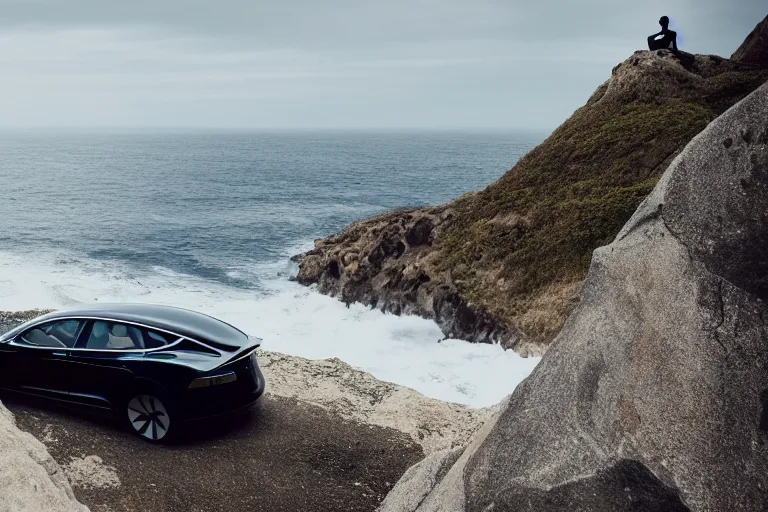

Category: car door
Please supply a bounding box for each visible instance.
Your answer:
[0,337,25,390]
[66,320,141,410]
[0,319,85,400]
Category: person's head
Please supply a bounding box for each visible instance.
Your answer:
[659,16,670,29]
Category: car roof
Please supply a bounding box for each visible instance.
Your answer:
[38,303,248,350]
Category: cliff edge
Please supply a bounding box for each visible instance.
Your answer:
[294,28,768,352]
[380,74,768,512]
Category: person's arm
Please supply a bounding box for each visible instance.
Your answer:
[671,32,678,51]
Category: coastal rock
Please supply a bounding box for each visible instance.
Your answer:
[294,25,768,351]
[0,402,88,512]
[294,207,520,345]
[376,447,463,511]
[605,50,706,102]
[257,349,492,454]
[732,15,768,68]
[380,81,768,511]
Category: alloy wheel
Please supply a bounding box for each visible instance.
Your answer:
[127,394,171,441]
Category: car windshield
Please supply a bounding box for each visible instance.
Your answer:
[19,320,83,348]
[0,317,51,343]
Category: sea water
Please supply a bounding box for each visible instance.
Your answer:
[0,130,544,407]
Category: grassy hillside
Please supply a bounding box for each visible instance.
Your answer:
[297,48,768,351]
[436,58,768,344]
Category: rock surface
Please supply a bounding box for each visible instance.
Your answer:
[732,15,768,68]
[380,81,768,511]
[0,402,88,512]
[295,205,528,348]
[258,350,492,454]
[294,29,768,352]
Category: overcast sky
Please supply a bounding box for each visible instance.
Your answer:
[0,0,764,130]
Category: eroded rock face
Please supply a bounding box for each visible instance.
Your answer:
[0,402,88,512]
[294,206,521,346]
[381,82,768,511]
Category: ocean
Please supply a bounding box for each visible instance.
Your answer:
[0,130,544,407]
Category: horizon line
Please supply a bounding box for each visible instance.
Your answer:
[0,125,555,134]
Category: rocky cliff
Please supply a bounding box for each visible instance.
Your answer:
[380,79,768,512]
[294,30,768,352]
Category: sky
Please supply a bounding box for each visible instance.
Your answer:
[0,0,765,130]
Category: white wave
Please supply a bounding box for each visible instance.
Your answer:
[0,248,539,407]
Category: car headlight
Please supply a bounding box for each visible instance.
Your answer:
[188,371,237,389]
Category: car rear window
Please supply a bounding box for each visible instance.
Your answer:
[144,329,175,349]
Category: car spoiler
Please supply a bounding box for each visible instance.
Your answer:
[214,336,261,370]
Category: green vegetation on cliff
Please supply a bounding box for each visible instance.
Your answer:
[438,59,768,344]
[297,45,768,351]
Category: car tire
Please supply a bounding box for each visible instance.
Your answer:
[125,391,175,443]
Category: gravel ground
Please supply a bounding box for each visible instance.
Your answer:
[5,394,424,512]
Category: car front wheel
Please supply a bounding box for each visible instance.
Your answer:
[126,393,173,442]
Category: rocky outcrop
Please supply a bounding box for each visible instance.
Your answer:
[295,28,768,352]
[732,15,768,68]
[294,206,523,347]
[380,81,768,511]
[258,350,492,454]
[0,402,88,512]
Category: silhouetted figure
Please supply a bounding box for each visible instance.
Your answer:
[648,16,678,52]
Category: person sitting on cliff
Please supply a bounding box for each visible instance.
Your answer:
[647,16,678,52]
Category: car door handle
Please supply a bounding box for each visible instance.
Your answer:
[51,351,68,357]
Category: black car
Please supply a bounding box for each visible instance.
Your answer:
[0,303,265,442]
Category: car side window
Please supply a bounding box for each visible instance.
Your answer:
[143,329,174,349]
[19,320,83,348]
[85,321,145,350]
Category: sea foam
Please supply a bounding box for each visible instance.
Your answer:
[0,248,539,408]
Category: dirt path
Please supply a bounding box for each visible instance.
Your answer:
[4,394,423,512]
